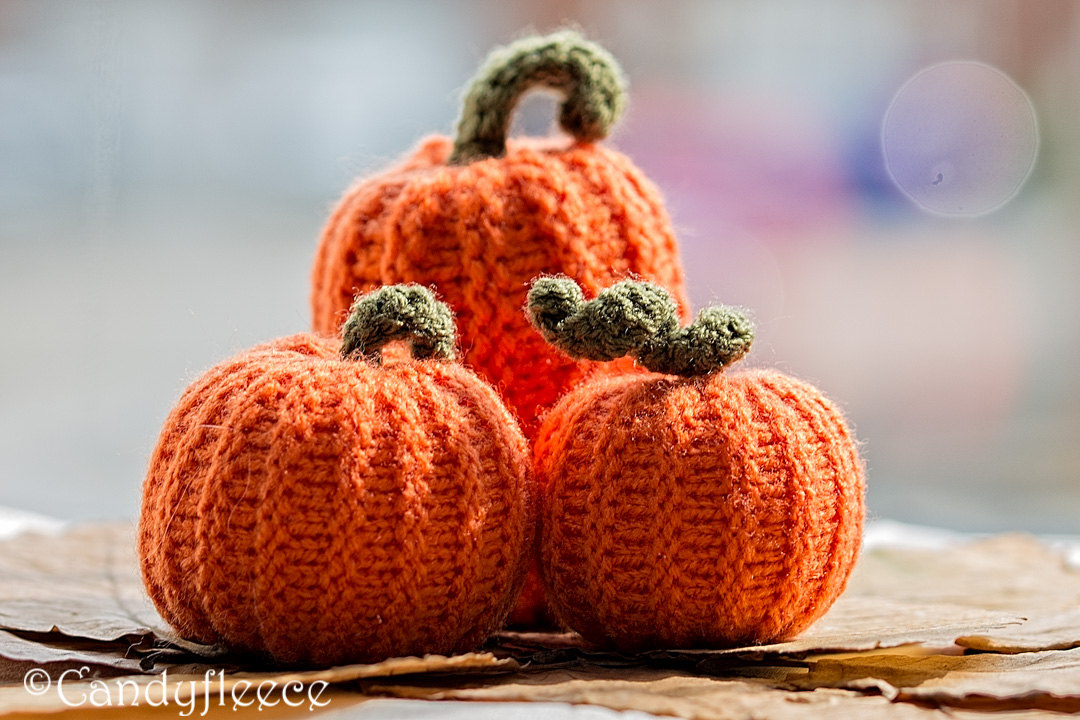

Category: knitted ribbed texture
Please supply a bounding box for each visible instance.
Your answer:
[534,370,865,650]
[310,32,688,440]
[139,288,531,666]
[311,32,687,629]
[312,33,687,628]
[529,278,865,650]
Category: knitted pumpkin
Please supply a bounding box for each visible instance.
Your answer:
[527,278,865,651]
[310,31,689,439]
[139,285,531,666]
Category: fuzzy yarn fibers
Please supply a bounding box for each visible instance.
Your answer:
[311,30,690,628]
[139,333,532,666]
[310,32,689,439]
[311,137,687,436]
[534,369,865,651]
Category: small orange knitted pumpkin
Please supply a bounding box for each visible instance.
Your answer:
[139,285,531,666]
[527,278,865,651]
[311,31,689,438]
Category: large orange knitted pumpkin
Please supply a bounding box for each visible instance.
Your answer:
[311,31,689,439]
[527,278,865,651]
[139,285,531,666]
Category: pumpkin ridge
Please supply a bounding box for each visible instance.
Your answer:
[404,364,481,646]
[582,378,661,641]
[193,365,291,654]
[308,367,386,659]
[425,362,530,648]
[142,359,235,640]
[674,377,735,641]
[369,370,433,655]
[779,374,859,627]
[248,367,326,662]
[790,383,853,634]
[788,375,865,630]
[148,358,263,643]
[712,374,761,640]
[650,381,697,645]
[738,375,816,639]
[332,364,388,652]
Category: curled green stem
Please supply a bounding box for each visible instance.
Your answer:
[341,285,456,362]
[527,277,754,377]
[448,30,627,165]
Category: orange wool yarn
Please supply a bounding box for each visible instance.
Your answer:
[537,371,865,650]
[139,287,531,666]
[529,279,865,651]
[310,32,689,439]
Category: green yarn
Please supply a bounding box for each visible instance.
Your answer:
[527,277,754,377]
[341,285,457,362]
[527,277,678,361]
[448,30,627,165]
[639,304,756,377]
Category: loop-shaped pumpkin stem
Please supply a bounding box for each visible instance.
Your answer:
[448,30,627,165]
[341,285,457,362]
[527,277,754,377]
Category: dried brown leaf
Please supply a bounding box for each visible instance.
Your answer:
[794,647,1080,713]
[956,608,1080,654]
[849,534,1080,613]
[946,711,1073,720]
[0,523,178,645]
[368,666,953,720]
[897,647,1080,712]
[224,652,518,685]
[0,522,229,675]
[494,597,1021,664]
[850,535,1080,656]
[714,597,1021,656]
[0,629,147,673]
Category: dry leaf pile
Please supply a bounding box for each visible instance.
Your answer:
[0,524,1077,718]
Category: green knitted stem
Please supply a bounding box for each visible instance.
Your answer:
[448,30,627,165]
[527,277,754,377]
[341,285,457,362]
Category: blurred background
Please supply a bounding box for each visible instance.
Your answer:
[1,0,1077,532]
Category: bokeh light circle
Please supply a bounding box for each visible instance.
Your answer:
[882,61,1038,217]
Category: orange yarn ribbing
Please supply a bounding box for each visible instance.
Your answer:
[535,369,865,651]
[138,333,531,666]
[310,135,688,437]
[311,32,689,628]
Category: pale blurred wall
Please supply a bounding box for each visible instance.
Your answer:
[1,0,1077,532]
